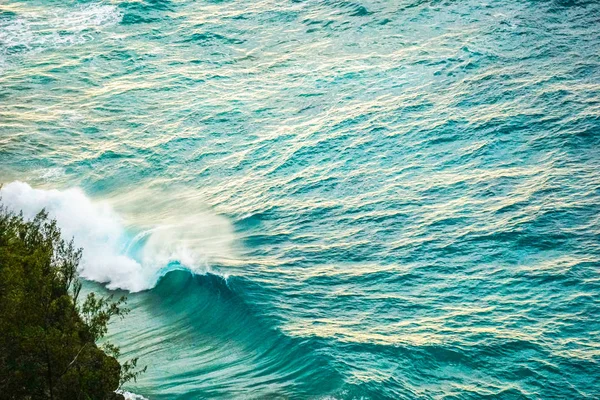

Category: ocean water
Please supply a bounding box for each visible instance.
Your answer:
[1,0,600,398]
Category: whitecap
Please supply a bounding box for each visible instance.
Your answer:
[117,390,149,400]
[0,3,122,61]
[0,181,236,292]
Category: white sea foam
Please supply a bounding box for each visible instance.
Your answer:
[0,181,235,292]
[38,167,66,181]
[117,390,149,400]
[0,3,121,61]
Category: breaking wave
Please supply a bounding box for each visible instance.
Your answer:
[0,181,235,292]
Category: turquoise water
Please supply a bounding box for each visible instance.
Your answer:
[1,0,600,398]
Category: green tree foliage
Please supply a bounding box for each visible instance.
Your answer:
[0,203,145,400]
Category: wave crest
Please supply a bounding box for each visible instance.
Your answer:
[0,181,236,292]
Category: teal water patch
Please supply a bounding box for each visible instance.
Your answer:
[1,0,600,398]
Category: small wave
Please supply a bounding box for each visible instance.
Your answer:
[0,181,235,292]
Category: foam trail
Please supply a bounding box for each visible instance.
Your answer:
[0,181,235,292]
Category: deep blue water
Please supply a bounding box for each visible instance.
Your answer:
[1,0,600,398]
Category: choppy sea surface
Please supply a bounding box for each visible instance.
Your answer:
[1,0,600,398]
